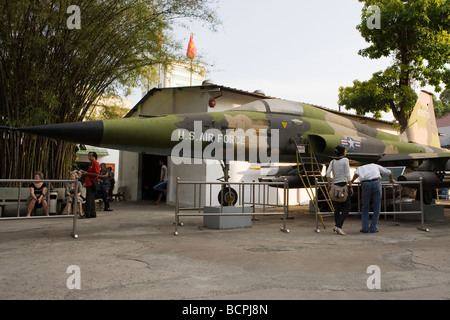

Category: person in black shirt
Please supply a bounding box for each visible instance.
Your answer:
[26,171,48,217]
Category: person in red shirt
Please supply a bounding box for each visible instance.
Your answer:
[81,152,100,218]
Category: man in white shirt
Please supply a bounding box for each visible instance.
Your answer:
[350,163,395,233]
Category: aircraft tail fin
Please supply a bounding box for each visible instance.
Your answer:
[405,90,441,148]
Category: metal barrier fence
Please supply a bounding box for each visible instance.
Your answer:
[174,178,290,235]
[313,178,428,232]
[0,179,81,238]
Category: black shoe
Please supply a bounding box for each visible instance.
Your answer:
[78,215,88,219]
[370,229,379,233]
[104,208,113,211]
[360,229,369,233]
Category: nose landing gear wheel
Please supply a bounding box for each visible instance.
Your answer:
[218,187,238,206]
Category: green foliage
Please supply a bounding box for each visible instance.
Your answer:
[339,69,398,119]
[0,0,220,179]
[434,88,450,118]
[339,0,450,131]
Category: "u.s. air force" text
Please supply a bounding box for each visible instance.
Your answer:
[171,121,279,164]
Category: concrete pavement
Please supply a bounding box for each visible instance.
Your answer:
[1,200,449,302]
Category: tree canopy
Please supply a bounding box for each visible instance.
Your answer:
[0,0,220,180]
[338,0,450,131]
[434,88,450,118]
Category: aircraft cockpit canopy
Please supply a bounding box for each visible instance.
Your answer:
[234,99,304,115]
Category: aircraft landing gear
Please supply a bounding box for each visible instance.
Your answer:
[416,188,433,205]
[217,162,238,206]
[423,188,433,205]
[218,186,238,206]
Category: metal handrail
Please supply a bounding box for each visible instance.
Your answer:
[174,178,290,235]
[313,178,428,232]
[0,179,81,238]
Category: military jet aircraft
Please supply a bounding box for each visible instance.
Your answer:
[2,90,449,204]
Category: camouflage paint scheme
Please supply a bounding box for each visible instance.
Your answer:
[79,98,450,163]
[9,92,450,199]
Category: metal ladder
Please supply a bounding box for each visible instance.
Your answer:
[291,140,333,228]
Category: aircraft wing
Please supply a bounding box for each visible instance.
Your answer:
[379,152,450,162]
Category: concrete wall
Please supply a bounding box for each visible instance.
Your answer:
[166,156,207,206]
[117,151,140,201]
[135,87,263,116]
[439,126,450,147]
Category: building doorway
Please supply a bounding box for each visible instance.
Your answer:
[141,154,168,200]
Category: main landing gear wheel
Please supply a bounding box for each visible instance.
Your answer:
[423,188,433,205]
[218,187,238,206]
[417,188,433,205]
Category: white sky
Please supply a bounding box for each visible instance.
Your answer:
[127,0,437,121]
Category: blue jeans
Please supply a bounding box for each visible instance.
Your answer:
[361,180,381,232]
[333,183,350,228]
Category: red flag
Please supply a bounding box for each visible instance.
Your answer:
[186,34,197,60]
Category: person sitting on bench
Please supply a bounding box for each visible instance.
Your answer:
[26,171,48,217]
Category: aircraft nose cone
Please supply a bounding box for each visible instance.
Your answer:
[19,121,104,146]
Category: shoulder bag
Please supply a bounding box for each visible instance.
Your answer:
[330,184,348,202]
[329,160,349,202]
